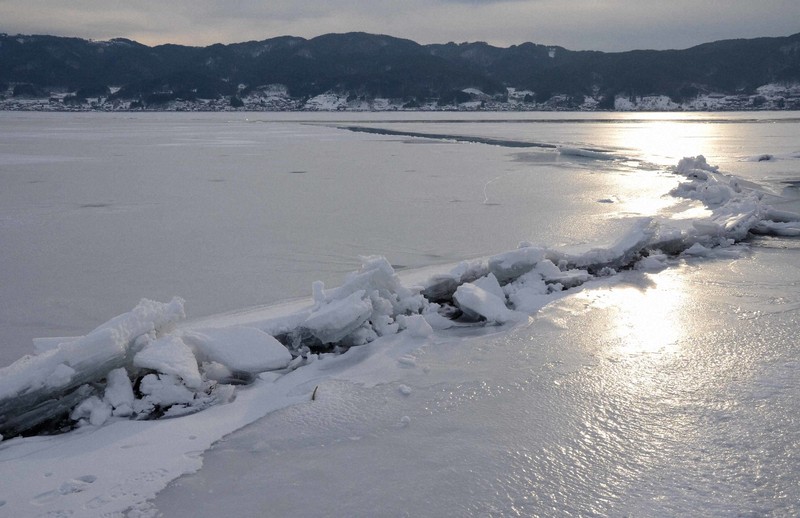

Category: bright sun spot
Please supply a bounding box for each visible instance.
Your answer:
[612,115,721,167]
[583,271,686,356]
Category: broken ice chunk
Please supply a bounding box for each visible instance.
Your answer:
[136,373,196,410]
[488,246,546,283]
[471,272,506,301]
[535,260,591,288]
[45,364,76,389]
[103,368,135,417]
[182,326,292,373]
[674,155,719,175]
[453,283,516,324]
[0,297,185,437]
[422,306,454,330]
[71,395,112,427]
[401,315,433,338]
[302,290,373,344]
[133,336,203,389]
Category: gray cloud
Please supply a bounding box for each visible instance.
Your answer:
[1,0,798,51]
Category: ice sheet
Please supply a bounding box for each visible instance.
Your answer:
[1,113,800,517]
[153,248,800,517]
[2,112,680,367]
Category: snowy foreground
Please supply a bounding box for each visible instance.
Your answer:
[1,156,800,516]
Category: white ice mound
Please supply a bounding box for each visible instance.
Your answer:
[303,289,374,344]
[504,270,550,314]
[182,326,292,373]
[400,314,434,338]
[534,259,592,288]
[103,367,135,417]
[672,155,742,209]
[675,155,719,175]
[422,259,487,301]
[62,367,135,428]
[0,297,185,437]
[0,297,184,402]
[471,272,506,300]
[70,395,113,427]
[297,256,427,347]
[134,335,204,389]
[454,280,516,324]
[753,220,800,236]
[553,218,656,271]
[671,155,800,244]
[324,255,416,305]
[489,246,546,283]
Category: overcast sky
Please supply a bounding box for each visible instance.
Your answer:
[2,0,799,51]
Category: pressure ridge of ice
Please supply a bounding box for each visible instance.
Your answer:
[1,156,799,439]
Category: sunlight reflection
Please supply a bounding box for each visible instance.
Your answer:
[584,271,686,356]
[617,194,677,217]
[612,117,720,167]
[591,160,685,218]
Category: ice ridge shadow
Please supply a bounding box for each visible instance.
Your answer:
[342,125,617,157]
[343,125,558,149]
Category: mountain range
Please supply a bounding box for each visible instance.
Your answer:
[1,31,799,110]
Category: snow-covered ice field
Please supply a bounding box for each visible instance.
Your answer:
[1,111,799,516]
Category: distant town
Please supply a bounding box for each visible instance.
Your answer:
[3,83,799,112]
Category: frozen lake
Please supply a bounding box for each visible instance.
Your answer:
[154,248,800,517]
[2,111,798,366]
[1,111,799,517]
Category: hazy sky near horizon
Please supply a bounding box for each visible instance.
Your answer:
[2,0,799,51]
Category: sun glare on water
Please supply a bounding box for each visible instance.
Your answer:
[612,114,722,167]
[592,114,728,219]
[582,271,687,356]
